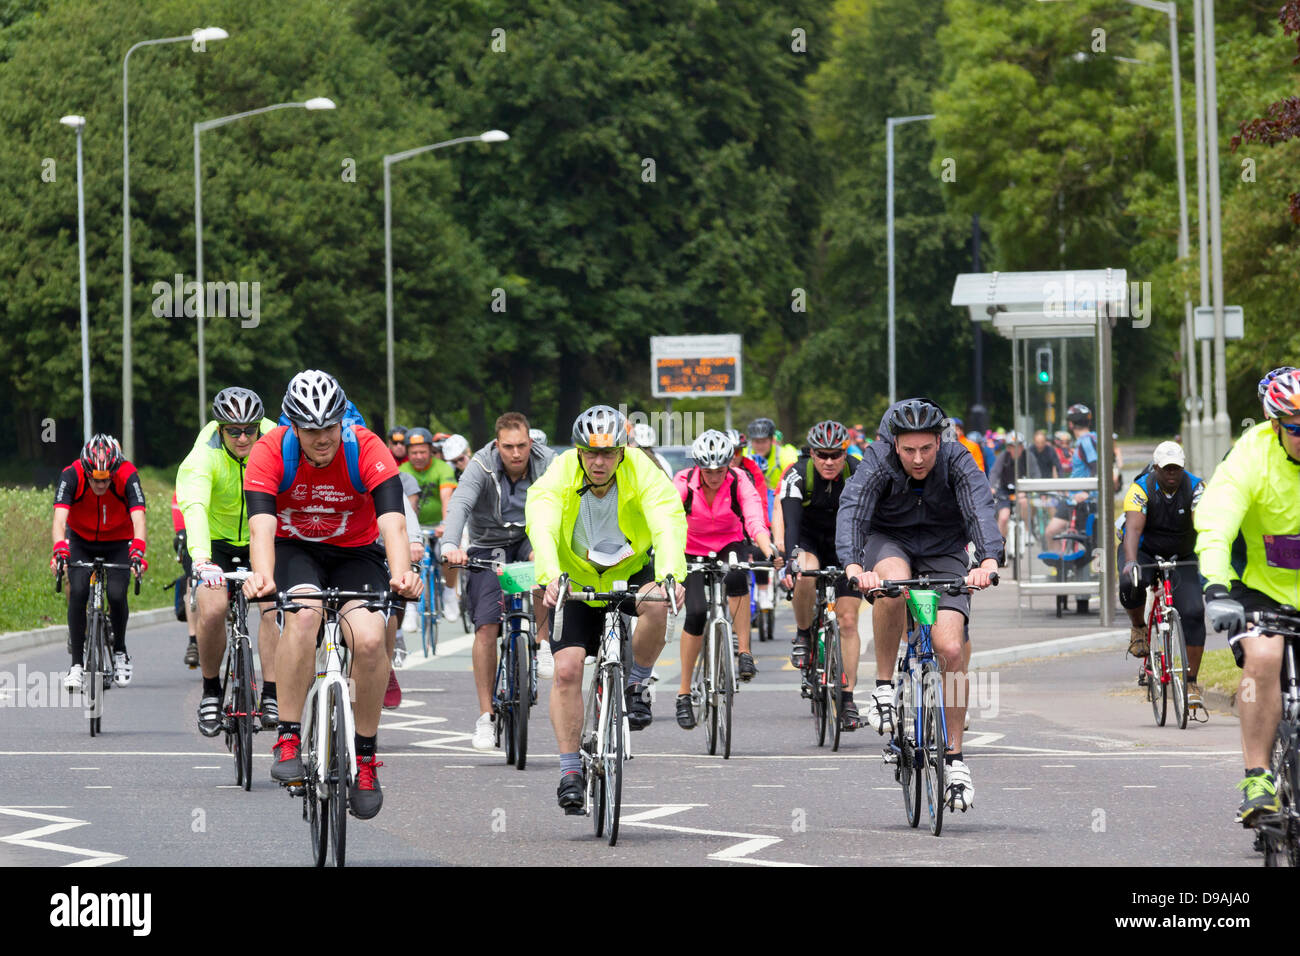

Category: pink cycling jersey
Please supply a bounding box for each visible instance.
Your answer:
[673,466,767,556]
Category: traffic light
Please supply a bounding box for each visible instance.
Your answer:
[1035,346,1053,385]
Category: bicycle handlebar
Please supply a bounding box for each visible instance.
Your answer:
[1126,559,1199,589]
[866,572,1000,598]
[553,572,679,617]
[54,559,142,595]
[274,588,399,614]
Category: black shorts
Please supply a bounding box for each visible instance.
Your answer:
[796,531,858,600]
[1228,582,1285,668]
[465,540,535,629]
[547,562,655,657]
[860,533,972,620]
[683,542,750,634]
[211,540,251,574]
[274,538,389,595]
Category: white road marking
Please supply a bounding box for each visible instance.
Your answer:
[753,784,785,788]
[963,732,1006,747]
[1042,764,1076,768]
[1159,764,1193,768]
[872,787,894,791]
[618,804,806,867]
[443,765,475,769]
[193,766,221,769]
[84,786,111,789]
[0,807,125,866]
[69,767,98,771]
[1124,785,1157,789]
[1003,787,1032,791]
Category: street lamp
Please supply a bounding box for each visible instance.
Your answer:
[193,97,337,425]
[61,114,92,443]
[122,26,228,459]
[885,113,934,405]
[382,130,509,428]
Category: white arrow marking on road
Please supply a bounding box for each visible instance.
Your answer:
[0,807,125,867]
[618,804,808,867]
[962,732,1005,747]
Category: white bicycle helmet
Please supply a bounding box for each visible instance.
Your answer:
[282,370,347,428]
[529,428,547,445]
[1262,369,1300,420]
[691,429,735,468]
[211,386,264,424]
[632,423,656,447]
[442,434,470,460]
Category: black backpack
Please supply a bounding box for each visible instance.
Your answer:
[682,466,745,522]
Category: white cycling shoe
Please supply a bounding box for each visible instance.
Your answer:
[866,685,895,735]
[112,652,133,686]
[536,640,555,680]
[471,712,494,750]
[443,586,461,621]
[946,759,974,811]
[64,664,84,692]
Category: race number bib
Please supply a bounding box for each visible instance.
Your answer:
[1263,534,1300,570]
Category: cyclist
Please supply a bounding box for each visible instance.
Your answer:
[673,430,775,729]
[1118,440,1206,710]
[949,417,986,473]
[441,412,556,749]
[629,421,672,476]
[780,420,865,728]
[525,405,686,814]
[171,492,199,667]
[53,434,147,690]
[402,427,459,618]
[990,431,1027,543]
[1028,429,1061,479]
[1197,368,1300,824]
[744,417,799,517]
[442,434,472,480]
[243,370,421,819]
[1043,404,1098,545]
[387,426,409,465]
[176,387,281,736]
[529,427,548,446]
[837,399,1002,811]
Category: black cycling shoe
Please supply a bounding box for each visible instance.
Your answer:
[197,695,222,737]
[738,652,757,682]
[791,633,810,669]
[259,696,279,731]
[349,756,383,820]
[840,699,861,732]
[184,641,199,669]
[676,694,696,729]
[626,683,653,730]
[557,771,585,814]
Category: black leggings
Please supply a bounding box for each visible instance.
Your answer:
[683,543,750,634]
[67,534,131,660]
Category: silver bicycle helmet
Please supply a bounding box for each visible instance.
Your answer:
[211,386,264,425]
[724,428,744,449]
[691,429,735,468]
[528,428,547,445]
[632,423,657,448]
[747,417,776,439]
[807,420,849,450]
[282,370,347,428]
[571,405,627,449]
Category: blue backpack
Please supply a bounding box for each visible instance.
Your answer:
[277,401,369,494]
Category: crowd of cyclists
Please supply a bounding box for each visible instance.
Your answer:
[45,362,1300,840]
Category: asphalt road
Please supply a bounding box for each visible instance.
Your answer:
[0,579,1262,868]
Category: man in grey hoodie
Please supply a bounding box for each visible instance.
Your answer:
[442,412,556,750]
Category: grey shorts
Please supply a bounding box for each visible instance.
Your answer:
[861,533,972,620]
[464,540,534,629]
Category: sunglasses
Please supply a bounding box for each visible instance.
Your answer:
[90,470,112,481]
[813,450,845,461]
[222,425,259,438]
[1280,422,1300,437]
[579,447,621,461]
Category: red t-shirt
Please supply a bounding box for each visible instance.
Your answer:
[243,426,399,546]
[54,461,147,541]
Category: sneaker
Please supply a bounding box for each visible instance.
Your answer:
[626,683,653,730]
[791,632,811,669]
[184,641,199,669]
[1128,626,1149,658]
[443,585,460,621]
[1187,681,1204,711]
[112,651,133,686]
[271,733,304,785]
[197,695,222,737]
[63,664,84,692]
[737,652,757,682]
[536,640,555,679]
[964,710,971,731]
[557,771,584,814]
[946,759,974,811]
[841,698,861,731]
[676,693,696,729]
[472,712,494,750]
[757,587,774,611]
[259,696,278,730]
[866,684,895,735]
[1237,769,1279,825]
[392,646,407,669]
[383,669,402,709]
[350,755,383,819]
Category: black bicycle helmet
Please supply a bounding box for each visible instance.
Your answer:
[807,420,850,450]
[747,417,776,439]
[211,386,264,425]
[886,399,945,436]
[1066,403,1092,426]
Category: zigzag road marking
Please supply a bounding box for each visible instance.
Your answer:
[618,804,808,867]
[0,807,125,867]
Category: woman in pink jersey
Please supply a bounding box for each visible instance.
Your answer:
[671,430,774,729]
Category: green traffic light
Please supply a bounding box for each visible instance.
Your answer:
[1038,371,1049,383]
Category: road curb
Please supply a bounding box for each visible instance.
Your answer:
[968,628,1127,669]
[0,607,175,657]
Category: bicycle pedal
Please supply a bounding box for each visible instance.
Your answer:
[287,784,305,797]
[564,806,586,817]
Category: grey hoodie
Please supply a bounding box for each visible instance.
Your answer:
[442,439,556,550]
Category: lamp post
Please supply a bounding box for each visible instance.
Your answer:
[193,97,336,425]
[61,114,92,442]
[122,26,227,459]
[885,113,935,406]
[383,130,509,429]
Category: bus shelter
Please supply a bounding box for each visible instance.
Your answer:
[950,270,1125,626]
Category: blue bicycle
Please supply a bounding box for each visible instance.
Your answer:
[871,573,996,836]
[414,527,445,656]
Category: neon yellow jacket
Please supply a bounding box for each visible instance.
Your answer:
[1195,421,1300,606]
[746,442,800,491]
[525,447,687,591]
[175,419,277,562]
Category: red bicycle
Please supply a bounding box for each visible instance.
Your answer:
[1131,558,1198,729]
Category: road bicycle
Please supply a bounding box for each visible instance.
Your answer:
[1219,606,1300,867]
[554,572,677,846]
[791,564,849,751]
[278,587,394,867]
[873,573,997,836]
[211,567,260,790]
[749,564,777,643]
[414,527,444,655]
[1129,558,1200,729]
[55,558,140,737]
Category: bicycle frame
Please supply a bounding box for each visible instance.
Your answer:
[301,617,357,792]
[894,594,948,766]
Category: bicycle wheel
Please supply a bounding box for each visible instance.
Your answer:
[1265,722,1300,867]
[460,575,472,634]
[922,667,947,836]
[826,621,843,753]
[705,624,721,756]
[306,709,329,867]
[237,639,256,791]
[690,634,708,732]
[1166,608,1189,730]
[499,643,517,766]
[605,666,625,847]
[718,624,735,759]
[84,614,102,738]
[514,630,530,770]
[812,629,828,747]
[897,676,921,828]
[759,608,773,642]
[1149,628,1167,727]
[588,672,606,839]
[328,685,349,867]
